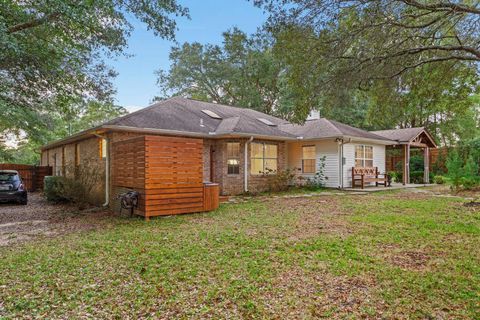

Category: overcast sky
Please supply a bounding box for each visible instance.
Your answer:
[106,0,267,112]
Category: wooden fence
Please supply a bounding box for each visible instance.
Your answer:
[0,164,52,191]
[386,147,449,173]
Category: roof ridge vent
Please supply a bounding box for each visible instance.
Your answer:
[201,109,222,119]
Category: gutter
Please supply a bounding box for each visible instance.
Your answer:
[93,133,109,207]
[42,126,297,151]
[244,136,254,192]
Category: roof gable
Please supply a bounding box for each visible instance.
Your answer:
[372,127,437,147]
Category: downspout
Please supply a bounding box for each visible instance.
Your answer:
[244,136,254,192]
[94,134,109,207]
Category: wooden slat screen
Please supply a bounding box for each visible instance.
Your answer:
[112,135,206,218]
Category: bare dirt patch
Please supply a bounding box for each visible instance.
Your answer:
[0,193,113,246]
[264,196,353,241]
[261,266,383,318]
[376,244,441,271]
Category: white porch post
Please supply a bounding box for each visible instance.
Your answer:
[403,144,410,185]
[424,147,430,184]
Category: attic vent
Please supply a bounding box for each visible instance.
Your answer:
[201,109,222,119]
[257,118,276,126]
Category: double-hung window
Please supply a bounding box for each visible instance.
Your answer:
[227,142,240,174]
[250,143,278,174]
[355,145,373,167]
[302,146,316,173]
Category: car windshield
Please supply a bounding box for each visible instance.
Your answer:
[0,173,19,182]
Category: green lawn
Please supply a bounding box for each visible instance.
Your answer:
[1,190,479,319]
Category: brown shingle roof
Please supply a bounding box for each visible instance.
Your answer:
[105,97,295,139]
[42,97,403,149]
[371,127,425,142]
[279,118,392,142]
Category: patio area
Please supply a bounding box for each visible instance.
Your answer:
[343,183,434,192]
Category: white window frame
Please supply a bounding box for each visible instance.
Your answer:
[226,142,240,175]
[302,145,316,174]
[250,143,278,175]
[355,145,374,168]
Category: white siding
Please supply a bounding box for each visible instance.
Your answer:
[373,144,386,173]
[342,143,355,188]
[287,140,340,188]
[343,142,386,188]
[288,140,387,189]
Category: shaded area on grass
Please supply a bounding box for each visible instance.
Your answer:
[0,189,478,318]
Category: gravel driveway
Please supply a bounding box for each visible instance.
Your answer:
[0,193,113,246]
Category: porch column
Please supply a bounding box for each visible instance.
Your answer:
[403,144,410,185]
[424,147,430,184]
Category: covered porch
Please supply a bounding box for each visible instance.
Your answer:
[373,127,438,185]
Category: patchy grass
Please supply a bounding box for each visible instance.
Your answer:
[0,190,479,318]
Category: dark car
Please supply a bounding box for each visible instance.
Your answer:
[0,170,28,205]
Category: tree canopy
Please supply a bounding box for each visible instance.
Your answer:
[156,28,295,117]
[256,0,480,74]
[0,0,188,163]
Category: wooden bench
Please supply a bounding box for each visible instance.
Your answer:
[352,167,389,189]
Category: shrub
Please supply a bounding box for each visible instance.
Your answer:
[446,150,464,192]
[409,154,424,171]
[460,177,477,190]
[434,175,445,184]
[44,176,67,202]
[44,161,102,208]
[410,171,424,184]
[263,168,296,192]
[303,156,328,190]
[461,155,479,190]
[388,171,400,183]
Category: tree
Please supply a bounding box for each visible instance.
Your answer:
[446,149,464,192]
[257,0,480,76]
[365,61,479,144]
[252,1,480,138]
[0,101,127,164]
[0,0,188,146]
[156,28,291,116]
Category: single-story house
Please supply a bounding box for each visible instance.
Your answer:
[41,97,436,217]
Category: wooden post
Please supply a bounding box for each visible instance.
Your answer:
[424,147,430,184]
[403,144,410,185]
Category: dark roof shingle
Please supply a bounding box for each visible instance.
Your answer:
[105,97,294,138]
[371,127,425,142]
[279,118,392,141]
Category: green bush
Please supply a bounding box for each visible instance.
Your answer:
[44,176,67,202]
[388,171,400,183]
[410,171,424,184]
[43,162,102,208]
[263,168,296,192]
[434,175,445,184]
[446,150,464,192]
[460,177,477,190]
[409,154,424,171]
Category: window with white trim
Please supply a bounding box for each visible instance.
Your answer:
[226,142,240,174]
[250,143,278,174]
[355,145,373,167]
[302,145,316,173]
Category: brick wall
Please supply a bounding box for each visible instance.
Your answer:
[42,131,288,205]
[41,136,106,204]
[209,138,287,195]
